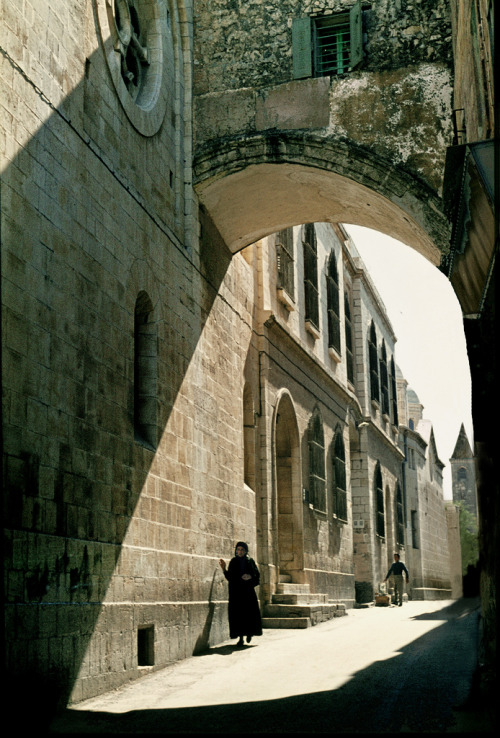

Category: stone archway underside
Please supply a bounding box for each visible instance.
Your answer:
[194,131,450,264]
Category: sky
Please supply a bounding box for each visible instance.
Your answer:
[343,224,474,500]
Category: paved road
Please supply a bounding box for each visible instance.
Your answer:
[50,598,493,734]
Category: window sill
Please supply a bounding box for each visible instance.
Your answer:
[328,346,341,363]
[305,320,320,340]
[277,288,295,311]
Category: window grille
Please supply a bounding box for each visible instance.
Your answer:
[315,15,350,76]
[276,228,295,300]
[380,341,389,416]
[292,1,363,79]
[134,291,157,448]
[411,510,419,549]
[326,251,341,353]
[303,224,319,329]
[333,429,347,521]
[308,407,326,512]
[375,462,384,537]
[345,293,354,384]
[369,321,379,403]
[396,482,404,545]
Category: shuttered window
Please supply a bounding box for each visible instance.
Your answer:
[303,223,319,329]
[380,341,389,416]
[369,321,379,403]
[276,228,295,300]
[345,292,354,384]
[390,356,398,426]
[396,482,404,545]
[308,407,326,512]
[375,462,385,538]
[326,251,341,353]
[333,428,348,521]
[292,1,363,80]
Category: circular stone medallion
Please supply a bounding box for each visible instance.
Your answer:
[96,0,173,136]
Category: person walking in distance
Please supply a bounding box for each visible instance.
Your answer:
[219,541,262,646]
[384,553,409,606]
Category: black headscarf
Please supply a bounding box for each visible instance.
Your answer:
[234,541,249,555]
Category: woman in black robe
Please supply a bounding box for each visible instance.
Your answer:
[219,541,263,646]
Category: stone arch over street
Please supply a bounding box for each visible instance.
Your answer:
[193,131,450,267]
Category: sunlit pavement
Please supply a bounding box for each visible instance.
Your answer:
[50,598,494,734]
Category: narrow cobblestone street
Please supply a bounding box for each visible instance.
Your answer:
[49,598,493,734]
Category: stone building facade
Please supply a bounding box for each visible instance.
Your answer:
[1,0,494,722]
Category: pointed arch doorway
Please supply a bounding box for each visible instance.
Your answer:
[274,392,304,582]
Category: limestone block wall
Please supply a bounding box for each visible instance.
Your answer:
[2,0,262,706]
[193,0,454,193]
[193,0,452,94]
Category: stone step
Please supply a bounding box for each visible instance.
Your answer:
[262,616,311,629]
[272,593,329,605]
[276,583,311,595]
[264,602,338,625]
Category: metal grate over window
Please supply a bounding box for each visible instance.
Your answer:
[314,15,350,76]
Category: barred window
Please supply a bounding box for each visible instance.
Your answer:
[380,341,389,416]
[369,321,379,403]
[276,228,295,300]
[292,1,363,79]
[396,482,404,545]
[411,510,419,549]
[134,291,157,449]
[333,427,347,521]
[303,224,319,329]
[308,406,326,512]
[390,356,398,426]
[326,251,341,353]
[344,292,354,384]
[375,462,384,537]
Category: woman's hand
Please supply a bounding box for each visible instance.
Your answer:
[219,558,226,571]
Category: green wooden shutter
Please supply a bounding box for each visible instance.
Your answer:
[349,0,363,70]
[292,17,312,79]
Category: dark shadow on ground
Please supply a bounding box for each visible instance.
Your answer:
[48,602,495,735]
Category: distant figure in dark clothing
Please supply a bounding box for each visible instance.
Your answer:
[219,541,263,646]
[384,553,409,606]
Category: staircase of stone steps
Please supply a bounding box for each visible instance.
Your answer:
[262,581,346,629]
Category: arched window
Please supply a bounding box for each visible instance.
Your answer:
[308,406,326,511]
[134,291,157,448]
[395,482,404,545]
[369,321,379,403]
[344,292,354,384]
[333,427,347,521]
[276,228,295,300]
[390,356,398,426]
[303,224,319,330]
[380,341,389,416]
[243,384,255,489]
[374,462,384,537]
[326,251,340,354]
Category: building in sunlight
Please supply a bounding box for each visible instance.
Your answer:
[1,0,495,722]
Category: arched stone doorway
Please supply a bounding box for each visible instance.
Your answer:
[273,391,304,583]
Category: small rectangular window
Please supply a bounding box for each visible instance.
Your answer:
[292,1,363,80]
